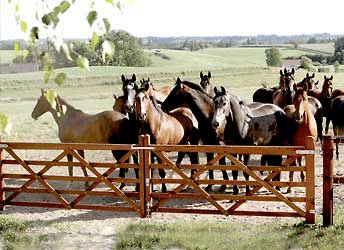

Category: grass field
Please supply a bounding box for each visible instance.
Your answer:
[1,45,344,249]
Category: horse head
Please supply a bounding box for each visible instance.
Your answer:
[121,74,138,114]
[135,85,150,121]
[212,86,230,129]
[200,71,214,97]
[293,84,309,123]
[322,75,334,98]
[283,68,296,104]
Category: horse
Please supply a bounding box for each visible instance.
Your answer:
[328,95,344,158]
[200,71,215,97]
[135,84,198,192]
[211,86,289,193]
[272,68,296,108]
[284,85,318,192]
[252,68,289,104]
[31,89,131,188]
[139,78,171,104]
[296,72,318,91]
[162,78,238,193]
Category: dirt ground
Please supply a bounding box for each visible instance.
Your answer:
[1,141,344,250]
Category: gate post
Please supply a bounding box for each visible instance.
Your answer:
[323,135,334,226]
[0,136,5,211]
[143,134,152,217]
[305,136,315,224]
[138,135,146,218]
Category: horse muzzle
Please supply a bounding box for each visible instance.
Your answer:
[137,112,147,121]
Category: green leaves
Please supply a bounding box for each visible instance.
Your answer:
[0,113,9,134]
[14,42,20,56]
[87,10,97,26]
[54,73,67,86]
[44,63,53,84]
[20,20,27,32]
[59,1,71,14]
[103,18,111,34]
[102,40,115,62]
[30,26,39,43]
[91,32,99,49]
[44,89,57,107]
[76,55,90,71]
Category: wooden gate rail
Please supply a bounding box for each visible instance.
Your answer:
[322,135,344,226]
[0,135,316,223]
[0,141,144,216]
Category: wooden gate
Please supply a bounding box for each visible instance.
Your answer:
[322,135,344,226]
[0,135,315,223]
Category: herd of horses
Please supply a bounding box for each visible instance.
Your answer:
[31,69,344,194]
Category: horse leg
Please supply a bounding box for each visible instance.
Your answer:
[266,155,282,191]
[77,150,89,188]
[156,156,167,192]
[205,153,214,191]
[287,156,297,193]
[132,152,140,192]
[243,154,250,194]
[112,150,127,190]
[336,142,340,159]
[219,156,228,192]
[67,153,73,188]
[298,157,305,183]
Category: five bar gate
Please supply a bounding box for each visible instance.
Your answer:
[0,135,315,223]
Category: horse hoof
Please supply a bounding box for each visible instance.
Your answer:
[276,186,280,191]
[205,185,212,192]
[233,186,239,195]
[219,185,227,192]
[118,183,126,190]
[161,185,167,193]
[286,187,291,193]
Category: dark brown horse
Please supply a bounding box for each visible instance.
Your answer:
[135,84,198,192]
[31,89,130,187]
[200,71,215,97]
[284,85,318,192]
[211,86,288,193]
[139,78,171,104]
[113,74,138,115]
[162,78,232,193]
[272,68,296,108]
[328,95,344,158]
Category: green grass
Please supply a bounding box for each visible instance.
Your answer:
[116,205,344,250]
[0,50,16,64]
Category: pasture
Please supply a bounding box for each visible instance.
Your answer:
[1,46,344,249]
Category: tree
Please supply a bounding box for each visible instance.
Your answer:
[334,36,344,63]
[300,56,313,70]
[265,47,283,67]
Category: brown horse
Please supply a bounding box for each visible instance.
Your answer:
[31,89,129,187]
[135,84,197,192]
[296,73,318,91]
[139,78,171,104]
[284,85,318,193]
[272,68,296,108]
[200,71,215,97]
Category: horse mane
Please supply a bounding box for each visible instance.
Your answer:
[56,95,83,114]
[177,79,208,95]
[150,95,163,112]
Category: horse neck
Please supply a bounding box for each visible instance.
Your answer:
[186,90,213,123]
[143,97,163,136]
[226,94,248,140]
[53,96,82,127]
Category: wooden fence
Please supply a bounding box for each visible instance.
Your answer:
[322,135,344,226]
[0,135,316,223]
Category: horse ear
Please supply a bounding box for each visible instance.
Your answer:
[208,71,211,79]
[306,73,309,78]
[121,74,125,83]
[330,75,333,80]
[148,78,150,82]
[140,79,143,84]
[284,68,287,75]
[41,88,45,96]
[214,87,218,96]
[132,74,136,82]
[221,86,226,94]
[200,71,203,79]
[291,68,295,75]
[315,80,319,86]
[293,83,298,92]
[176,77,181,85]
[144,82,149,91]
[113,94,118,100]
[280,69,283,76]
[311,72,315,78]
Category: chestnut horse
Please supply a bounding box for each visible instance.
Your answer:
[31,89,130,188]
[284,85,317,192]
[139,78,171,104]
[200,71,215,97]
[211,86,289,193]
[272,68,296,108]
[135,85,198,192]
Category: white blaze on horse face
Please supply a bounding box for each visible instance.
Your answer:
[213,96,228,129]
[135,92,147,121]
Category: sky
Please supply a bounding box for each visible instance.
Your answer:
[1,0,344,40]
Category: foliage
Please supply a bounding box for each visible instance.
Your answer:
[0,113,10,136]
[300,56,313,70]
[265,47,283,67]
[334,36,344,63]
